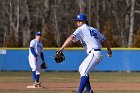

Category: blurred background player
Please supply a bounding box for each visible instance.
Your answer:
[58,13,112,93]
[27,31,46,88]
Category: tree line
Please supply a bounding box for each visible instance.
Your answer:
[0,0,140,48]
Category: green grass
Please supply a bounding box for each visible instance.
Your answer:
[0,71,140,93]
[0,71,80,83]
[1,71,140,83]
[91,72,140,83]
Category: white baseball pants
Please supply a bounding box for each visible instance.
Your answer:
[79,50,103,77]
[28,55,41,75]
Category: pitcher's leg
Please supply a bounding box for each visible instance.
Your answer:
[78,76,88,93]
[78,53,99,93]
[86,75,91,92]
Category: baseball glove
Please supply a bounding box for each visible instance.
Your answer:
[40,62,47,69]
[54,51,65,63]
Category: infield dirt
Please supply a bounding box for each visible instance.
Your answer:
[0,82,140,90]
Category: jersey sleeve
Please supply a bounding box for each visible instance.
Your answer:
[40,43,43,53]
[99,35,106,43]
[30,40,36,48]
[30,47,38,57]
[97,30,106,43]
[29,40,38,57]
[71,28,81,43]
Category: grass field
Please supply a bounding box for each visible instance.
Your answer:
[0,71,140,93]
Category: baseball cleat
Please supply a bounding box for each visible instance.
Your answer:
[72,90,94,93]
[26,82,42,88]
[36,82,42,87]
[84,90,94,93]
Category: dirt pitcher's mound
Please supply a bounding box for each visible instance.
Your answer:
[0,83,140,90]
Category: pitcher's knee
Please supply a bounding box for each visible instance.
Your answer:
[79,71,88,77]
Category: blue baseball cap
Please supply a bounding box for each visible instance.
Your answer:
[75,13,87,21]
[35,31,42,36]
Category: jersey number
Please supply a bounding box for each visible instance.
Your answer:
[90,29,97,38]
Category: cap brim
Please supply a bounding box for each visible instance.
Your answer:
[75,19,83,21]
[36,34,42,36]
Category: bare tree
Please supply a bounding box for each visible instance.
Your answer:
[95,0,100,30]
[22,0,32,47]
[106,0,134,47]
[87,0,91,25]
[128,0,135,47]
[124,0,131,47]
[0,0,140,47]
[77,0,86,13]
[14,0,20,46]
[53,0,61,46]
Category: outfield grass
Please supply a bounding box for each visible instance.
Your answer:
[0,71,140,93]
[1,71,140,83]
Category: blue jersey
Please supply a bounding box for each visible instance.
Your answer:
[72,24,105,54]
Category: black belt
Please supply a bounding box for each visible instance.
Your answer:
[94,49,101,51]
[89,49,101,53]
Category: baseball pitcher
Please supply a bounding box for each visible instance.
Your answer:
[58,13,112,93]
